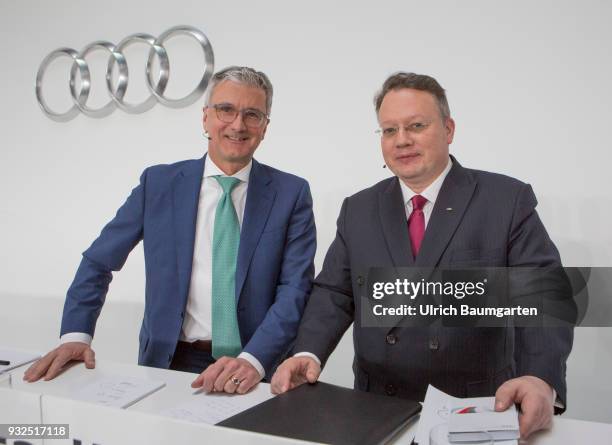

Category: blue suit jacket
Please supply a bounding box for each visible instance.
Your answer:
[60,156,316,377]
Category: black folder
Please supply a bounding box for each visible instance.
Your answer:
[218,382,421,445]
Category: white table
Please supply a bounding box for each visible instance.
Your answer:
[4,358,611,444]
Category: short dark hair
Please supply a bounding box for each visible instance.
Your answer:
[374,72,450,119]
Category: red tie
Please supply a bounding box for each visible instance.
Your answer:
[408,195,427,258]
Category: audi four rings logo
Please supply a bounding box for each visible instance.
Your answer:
[35,25,214,122]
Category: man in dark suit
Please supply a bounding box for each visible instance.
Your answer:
[271,72,572,438]
[24,66,316,395]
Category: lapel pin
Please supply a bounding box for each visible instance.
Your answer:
[446,207,453,211]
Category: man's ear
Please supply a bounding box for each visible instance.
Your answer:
[202,106,209,133]
[445,117,455,144]
[261,119,269,140]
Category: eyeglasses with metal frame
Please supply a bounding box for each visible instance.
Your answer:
[375,122,430,138]
[210,103,269,128]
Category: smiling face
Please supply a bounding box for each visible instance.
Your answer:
[378,88,455,193]
[203,80,269,175]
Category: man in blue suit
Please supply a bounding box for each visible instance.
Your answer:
[24,66,316,395]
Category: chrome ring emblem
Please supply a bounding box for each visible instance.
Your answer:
[35,25,214,122]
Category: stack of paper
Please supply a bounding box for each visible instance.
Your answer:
[448,397,519,442]
[72,376,166,409]
[414,385,518,445]
[160,384,275,424]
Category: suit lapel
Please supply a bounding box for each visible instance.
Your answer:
[386,158,476,332]
[415,158,476,267]
[379,178,415,267]
[236,160,276,300]
[173,156,205,305]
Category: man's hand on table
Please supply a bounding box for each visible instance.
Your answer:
[495,375,555,439]
[23,342,95,382]
[270,356,321,394]
[191,356,262,395]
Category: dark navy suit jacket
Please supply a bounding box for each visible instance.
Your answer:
[61,156,316,378]
[295,157,572,409]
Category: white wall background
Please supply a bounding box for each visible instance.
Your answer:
[1,0,610,423]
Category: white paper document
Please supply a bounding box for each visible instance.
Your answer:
[448,396,519,442]
[160,383,275,424]
[0,348,41,374]
[73,376,166,408]
[414,385,518,445]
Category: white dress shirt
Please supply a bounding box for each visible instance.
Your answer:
[61,156,265,378]
[398,157,452,229]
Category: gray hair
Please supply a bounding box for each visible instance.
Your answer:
[204,66,273,116]
[374,72,450,120]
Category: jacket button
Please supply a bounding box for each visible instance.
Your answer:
[357,276,364,286]
[429,338,439,351]
[385,384,397,396]
[386,334,397,345]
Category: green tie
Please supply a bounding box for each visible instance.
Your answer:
[211,176,242,358]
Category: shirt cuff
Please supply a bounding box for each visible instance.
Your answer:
[238,352,265,379]
[60,332,92,345]
[552,388,564,409]
[293,351,322,366]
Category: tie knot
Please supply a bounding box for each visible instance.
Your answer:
[411,195,427,211]
[214,176,241,194]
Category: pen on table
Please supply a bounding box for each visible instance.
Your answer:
[0,360,10,366]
